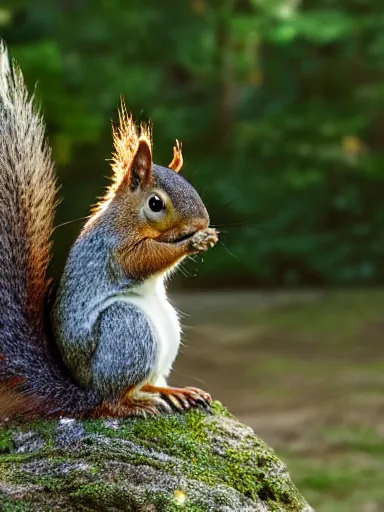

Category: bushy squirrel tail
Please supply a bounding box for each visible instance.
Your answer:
[0,41,100,420]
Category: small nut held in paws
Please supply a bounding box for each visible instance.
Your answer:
[190,228,219,254]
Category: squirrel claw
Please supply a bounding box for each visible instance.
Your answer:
[141,384,212,413]
[183,386,212,411]
[194,398,213,412]
[161,393,190,412]
[171,386,212,412]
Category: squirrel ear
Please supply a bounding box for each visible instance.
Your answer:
[127,138,152,190]
[168,139,183,173]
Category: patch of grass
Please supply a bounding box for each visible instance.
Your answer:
[322,426,384,455]
[271,385,384,511]
[240,290,384,337]
[282,448,384,512]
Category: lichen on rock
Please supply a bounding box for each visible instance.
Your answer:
[0,402,312,511]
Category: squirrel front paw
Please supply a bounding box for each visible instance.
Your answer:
[189,228,219,254]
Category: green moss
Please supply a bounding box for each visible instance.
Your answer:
[2,500,30,512]
[31,475,66,492]
[70,481,138,509]
[211,401,233,418]
[0,453,40,463]
[84,403,306,510]
[28,420,56,449]
[0,426,13,453]
[0,404,310,511]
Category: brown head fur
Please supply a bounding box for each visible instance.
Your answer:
[90,101,208,278]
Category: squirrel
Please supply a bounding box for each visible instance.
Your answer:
[0,41,218,421]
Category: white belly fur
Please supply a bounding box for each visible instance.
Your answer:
[115,274,181,384]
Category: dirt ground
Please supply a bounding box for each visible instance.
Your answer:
[170,290,384,512]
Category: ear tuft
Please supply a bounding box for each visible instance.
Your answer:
[93,99,153,211]
[169,139,183,173]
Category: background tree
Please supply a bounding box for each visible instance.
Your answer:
[1,0,383,286]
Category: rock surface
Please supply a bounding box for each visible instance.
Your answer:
[0,403,312,511]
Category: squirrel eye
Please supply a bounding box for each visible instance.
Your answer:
[148,194,165,213]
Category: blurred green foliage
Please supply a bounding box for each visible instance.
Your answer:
[1,0,384,286]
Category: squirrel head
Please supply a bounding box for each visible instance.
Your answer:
[95,102,210,253]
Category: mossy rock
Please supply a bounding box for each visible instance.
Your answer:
[0,402,312,511]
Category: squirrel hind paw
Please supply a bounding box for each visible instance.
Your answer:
[141,384,213,413]
[178,386,213,412]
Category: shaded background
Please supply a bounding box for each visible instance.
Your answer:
[2,1,384,510]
